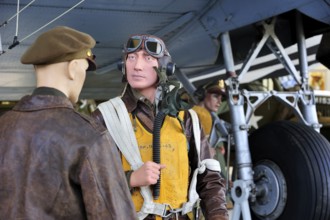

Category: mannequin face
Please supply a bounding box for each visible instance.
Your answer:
[125,50,159,100]
[204,92,222,113]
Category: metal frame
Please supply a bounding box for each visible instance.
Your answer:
[221,12,321,220]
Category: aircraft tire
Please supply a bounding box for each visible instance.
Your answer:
[248,120,330,220]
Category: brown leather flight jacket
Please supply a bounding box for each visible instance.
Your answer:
[0,94,137,220]
[92,86,229,220]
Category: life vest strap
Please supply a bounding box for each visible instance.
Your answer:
[98,97,143,170]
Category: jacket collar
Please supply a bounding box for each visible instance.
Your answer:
[13,94,73,112]
[121,84,154,113]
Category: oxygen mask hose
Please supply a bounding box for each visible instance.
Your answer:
[152,111,166,200]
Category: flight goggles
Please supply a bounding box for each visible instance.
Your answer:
[124,35,167,58]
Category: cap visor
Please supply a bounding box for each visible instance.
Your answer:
[86,58,96,71]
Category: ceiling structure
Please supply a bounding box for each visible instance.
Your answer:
[0,0,329,101]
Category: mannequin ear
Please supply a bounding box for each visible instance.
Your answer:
[67,60,77,80]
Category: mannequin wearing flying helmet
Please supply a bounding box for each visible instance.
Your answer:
[119,34,187,117]
[119,34,175,85]
[92,34,229,220]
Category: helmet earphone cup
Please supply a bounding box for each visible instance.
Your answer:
[158,55,175,76]
[166,62,176,76]
[117,60,127,82]
[117,61,124,73]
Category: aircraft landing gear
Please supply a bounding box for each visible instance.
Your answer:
[220,11,330,220]
[231,180,252,220]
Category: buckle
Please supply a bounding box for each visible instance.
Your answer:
[163,213,179,220]
[162,204,183,220]
[161,204,173,218]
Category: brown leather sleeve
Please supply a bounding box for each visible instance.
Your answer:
[80,132,137,219]
[185,112,229,220]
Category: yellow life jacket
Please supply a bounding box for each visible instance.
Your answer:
[121,111,189,212]
[192,105,212,136]
[97,97,221,219]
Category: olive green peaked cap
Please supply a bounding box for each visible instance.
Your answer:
[21,26,96,71]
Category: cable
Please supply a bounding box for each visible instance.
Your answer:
[7,0,85,50]
[20,0,85,43]
[0,0,35,28]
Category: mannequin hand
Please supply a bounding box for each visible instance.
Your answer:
[130,161,166,187]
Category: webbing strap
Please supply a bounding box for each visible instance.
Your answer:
[98,97,143,170]
[188,109,201,166]
[188,109,221,172]
[182,110,221,215]
[98,98,166,219]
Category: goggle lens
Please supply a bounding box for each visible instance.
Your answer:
[126,38,142,52]
[145,40,163,55]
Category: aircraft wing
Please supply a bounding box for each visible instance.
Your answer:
[0,0,329,100]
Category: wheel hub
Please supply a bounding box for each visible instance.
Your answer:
[250,160,287,219]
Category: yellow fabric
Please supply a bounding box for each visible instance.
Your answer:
[192,106,212,136]
[122,111,189,214]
